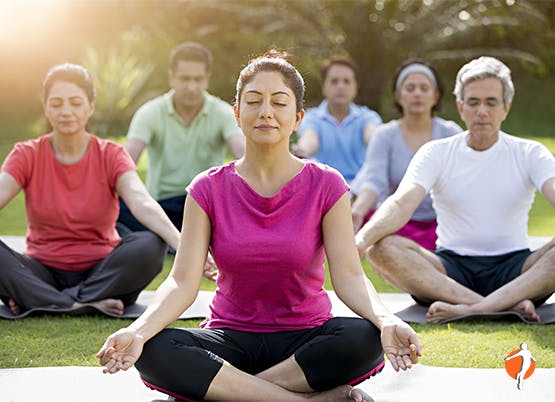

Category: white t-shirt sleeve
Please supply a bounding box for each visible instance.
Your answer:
[399,140,445,193]
[525,141,555,191]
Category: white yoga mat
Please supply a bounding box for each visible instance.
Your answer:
[0,362,553,401]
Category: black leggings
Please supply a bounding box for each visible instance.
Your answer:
[136,317,384,401]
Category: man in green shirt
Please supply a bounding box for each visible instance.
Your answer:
[118,42,244,233]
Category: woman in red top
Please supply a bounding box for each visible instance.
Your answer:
[0,63,180,317]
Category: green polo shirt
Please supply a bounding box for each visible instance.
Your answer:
[127,90,242,199]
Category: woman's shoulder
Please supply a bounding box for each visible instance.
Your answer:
[188,162,234,188]
[89,135,124,151]
[432,116,463,135]
[9,135,49,155]
[302,160,348,186]
[374,119,401,135]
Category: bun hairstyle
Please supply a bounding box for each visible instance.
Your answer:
[235,49,305,112]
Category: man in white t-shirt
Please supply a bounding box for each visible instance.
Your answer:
[355,56,555,323]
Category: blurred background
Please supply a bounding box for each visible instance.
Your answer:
[1,0,554,162]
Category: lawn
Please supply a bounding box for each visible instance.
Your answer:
[0,125,553,370]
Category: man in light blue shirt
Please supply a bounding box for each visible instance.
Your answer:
[293,56,382,183]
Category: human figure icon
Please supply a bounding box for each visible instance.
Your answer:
[504,343,536,390]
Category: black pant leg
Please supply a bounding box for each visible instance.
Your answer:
[117,194,186,234]
[0,241,75,310]
[157,194,186,231]
[74,232,166,305]
[294,317,384,391]
[136,327,260,401]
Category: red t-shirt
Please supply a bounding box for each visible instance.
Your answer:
[1,134,135,271]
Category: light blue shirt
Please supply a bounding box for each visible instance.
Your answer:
[298,100,382,183]
[351,117,462,221]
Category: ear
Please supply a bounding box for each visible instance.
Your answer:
[394,90,401,105]
[503,101,512,115]
[168,69,174,85]
[89,100,96,116]
[233,104,241,127]
[456,99,463,116]
[293,109,305,132]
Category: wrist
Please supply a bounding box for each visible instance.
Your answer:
[377,314,404,331]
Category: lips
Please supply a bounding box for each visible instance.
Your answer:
[255,124,277,130]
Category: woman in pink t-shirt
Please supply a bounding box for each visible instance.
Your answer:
[0,63,180,317]
[98,51,421,402]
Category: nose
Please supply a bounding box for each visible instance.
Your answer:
[476,102,488,115]
[60,101,72,115]
[258,99,274,118]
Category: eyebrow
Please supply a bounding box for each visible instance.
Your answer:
[48,96,85,101]
[466,96,500,100]
[245,90,291,97]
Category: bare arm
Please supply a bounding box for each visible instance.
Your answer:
[97,196,210,372]
[351,188,378,233]
[542,177,555,208]
[128,196,210,339]
[324,193,422,369]
[291,128,319,158]
[124,138,146,164]
[0,172,21,210]
[116,171,179,249]
[363,123,377,144]
[227,134,245,159]
[355,182,426,255]
[325,193,398,326]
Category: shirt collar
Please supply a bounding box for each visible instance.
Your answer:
[164,90,210,117]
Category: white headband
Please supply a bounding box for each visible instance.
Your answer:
[395,64,437,92]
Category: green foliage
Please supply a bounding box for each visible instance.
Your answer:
[83,31,158,137]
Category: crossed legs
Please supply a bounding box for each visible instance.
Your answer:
[365,235,555,323]
[136,318,383,401]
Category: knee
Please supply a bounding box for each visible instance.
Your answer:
[367,236,398,261]
[339,318,384,366]
[366,236,403,276]
[126,232,166,271]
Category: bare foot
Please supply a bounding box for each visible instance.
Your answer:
[426,301,469,323]
[74,299,124,316]
[309,385,351,401]
[349,387,374,402]
[510,299,540,322]
[8,299,22,315]
[309,385,373,402]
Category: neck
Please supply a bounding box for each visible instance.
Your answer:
[241,141,293,174]
[173,97,204,125]
[399,114,433,133]
[467,131,499,151]
[327,102,350,122]
[49,131,90,163]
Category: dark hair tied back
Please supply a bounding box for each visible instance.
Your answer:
[236,48,305,113]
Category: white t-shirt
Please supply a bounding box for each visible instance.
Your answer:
[402,131,555,255]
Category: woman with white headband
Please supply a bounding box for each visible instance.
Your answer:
[351,60,461,250]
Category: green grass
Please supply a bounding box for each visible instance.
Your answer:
[0,122,553,369]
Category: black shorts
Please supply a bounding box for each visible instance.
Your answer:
[437,247,531,296]
[135,317,384,401]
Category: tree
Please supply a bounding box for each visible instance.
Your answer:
[152,0,554,116]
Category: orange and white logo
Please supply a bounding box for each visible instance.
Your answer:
[504,343,536,390]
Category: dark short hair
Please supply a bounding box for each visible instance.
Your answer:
[392,58,444,115]
[43,63,95,102]
[170,42,212,72]
[235,49,305,113]
[321,56,359,83]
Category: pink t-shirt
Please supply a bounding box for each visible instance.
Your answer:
[187,161,348,332]
[1,134,135,271]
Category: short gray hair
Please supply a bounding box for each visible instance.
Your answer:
[453,56,514,104]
